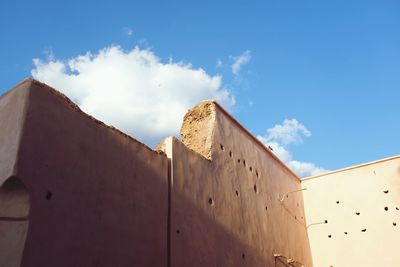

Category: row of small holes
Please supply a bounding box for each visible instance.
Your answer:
[220,144,259,178]
[328,229,368,238]
[220,144,303,220]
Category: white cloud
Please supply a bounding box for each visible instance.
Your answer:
[257,119,329,178]
[31,45,234,145]
[265,118,311,145]
[216,59,223,68]
[231,50,251,75]
[123,27,133,36]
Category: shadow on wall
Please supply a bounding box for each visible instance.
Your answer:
[170,167,273,267]
[0,176,30,267]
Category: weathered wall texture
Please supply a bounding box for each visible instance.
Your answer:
[1,78,399,267]
[160,101,313,267]
[0,79,169,267]
[302,156,400,267]
[0,82,29,181]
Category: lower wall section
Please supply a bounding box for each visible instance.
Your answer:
[11,80,169,267]
[167,101,313,267]
[303,156,400,267]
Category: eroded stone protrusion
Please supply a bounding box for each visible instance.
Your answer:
[180,101,216,160]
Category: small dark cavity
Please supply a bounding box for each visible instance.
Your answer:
[328,235,332,238]
[253,184,258,193]
[361,229,367,232]
[355,212,360,215]
[383,190,389,194]
[235,190,239,197]
[336,201,340,204]
[242,253,245,260]
[393,222,397,226]
[344,232,348,235]
[220,144,224,151]
[176,230,180,234]
[249,166,252,172]
[325,220,328,224]
[208,197,214,206]
[256,170,259,177]
[46,191,53,200]
[243,160,246,166]
[229,151,232,158]
[384,207,389,211]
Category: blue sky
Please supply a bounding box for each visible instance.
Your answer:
[1,0,399,176]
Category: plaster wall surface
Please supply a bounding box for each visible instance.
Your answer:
[0,82,29,181]
[3,78,399,267]
[164,101,314,267]
[0,79,169,267]
[302,156,400,267]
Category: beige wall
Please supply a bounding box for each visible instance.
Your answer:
[302,156,400,267]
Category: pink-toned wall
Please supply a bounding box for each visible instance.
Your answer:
[161,101,313,267]
[0,80,169,267]
[302,156,400,267]
[4,78,398,267]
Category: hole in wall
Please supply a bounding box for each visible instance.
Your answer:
[46,191,53,200]
[336,201,340,204]
[355,212,360,215]
[235,190,239,197]
[243,160,246,166]
[328,235,332,238]
[220,144,224,151]
[249,166,252,172]
[361,229,367,232]
[393,222,397,226]
[242,253,245,260]
[253,184,258,193]
[229,151,232,158]
[238,159,241,163]
[265,206,268,211]
[396,207,399,211]
[325,220,328,224]
[176,229,180,234]
[383,190,389,194]
[384,207,389,211]
[208,197,214,206]
[344,232,348,235]
[256,170,259,177]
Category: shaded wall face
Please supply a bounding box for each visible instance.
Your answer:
[0,177,30,267]
[4,81,169,267]
[169,103,313,267]
[0,85,29,180]
[302,158,400,267]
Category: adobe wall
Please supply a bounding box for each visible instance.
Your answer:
[160,101,314,267]
[0,79,169,267]
[302,156,400,267]
[0,82,29,180]
[0,79,316,266]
